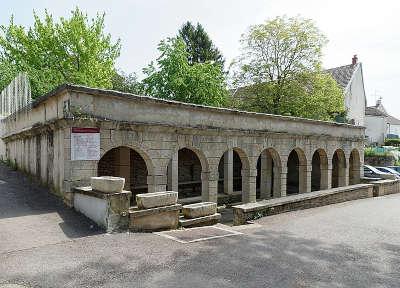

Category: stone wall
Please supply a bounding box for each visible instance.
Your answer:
[1,85,365,206]
[233,184,374,225]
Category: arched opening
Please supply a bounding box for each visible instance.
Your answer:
[217,148,250,203]
[98,146,149,202]
[332,149,346,188]
[256,148,282,199]
[287,149,307,195]
[167,148,203,200]
[311,149,329,191]
[349,149,361,185]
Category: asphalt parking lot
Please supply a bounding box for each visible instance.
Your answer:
[1,163,400,288]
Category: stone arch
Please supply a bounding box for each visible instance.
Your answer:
[349,149,361,185]
[332,149,346,188]
[256,148,282,199]
[167,146,209,201]
[217,147,251,203]
[311,149,329,191]
[287,148,307,195]
[98,145,155,201]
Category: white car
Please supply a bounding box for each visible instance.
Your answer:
[375,167,400,179]
[363,165,396,180]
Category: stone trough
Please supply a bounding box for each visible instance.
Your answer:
[179,202,221,228]
[73,176,131,232]
[129,191,181,232]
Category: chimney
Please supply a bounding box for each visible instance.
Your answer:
[352,54,358,65]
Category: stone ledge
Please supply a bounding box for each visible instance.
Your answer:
[73,186,132,200]
[233,184,374,225]
[370,179,400,197]
[234,184,373,213]
[179,213,221,228]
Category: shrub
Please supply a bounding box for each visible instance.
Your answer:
[384,138,400,147]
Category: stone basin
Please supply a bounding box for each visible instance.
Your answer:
[182,202,217,219]
[91,176,125,193]
[136,191,178,209]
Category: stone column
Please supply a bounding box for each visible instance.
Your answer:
[327,163,332,189]
[305,165,312,193]
[202,171,218,203]
[298,164,309,193]
[272,166,281,198]
[344,158,350,186]
[116,147,131,190]
[260,150,272,199]
[242,168,257,203]
[320,165,329,190]
[223,149,233,195]
[280,166,288,197]
[167,151,178,192]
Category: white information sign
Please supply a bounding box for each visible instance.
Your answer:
[71,127,100,161]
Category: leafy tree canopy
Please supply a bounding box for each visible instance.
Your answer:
[178,21,224,67]
[142,37,229,107]
[231,16,345,121]
[0,8,121,98]
[112,70,143,94]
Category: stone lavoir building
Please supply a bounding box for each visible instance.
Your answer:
[1,84,364,207]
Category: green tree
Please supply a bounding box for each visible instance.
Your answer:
[0,8,121,98]
[0,59,17,91]
[178,21,224,67]
[231,16,345,121]
[142,37,229,107]
[112,70,143,94]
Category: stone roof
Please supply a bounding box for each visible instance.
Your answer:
[325,63,358,90]
[365,106,388,117]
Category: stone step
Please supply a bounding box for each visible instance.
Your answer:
[136,191,178,209]
[179,213,221,228]
[182,202,217,219]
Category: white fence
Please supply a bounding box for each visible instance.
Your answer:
[0,73,32,159]
[0,72,31,117]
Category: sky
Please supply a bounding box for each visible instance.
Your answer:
[1,0,400,117]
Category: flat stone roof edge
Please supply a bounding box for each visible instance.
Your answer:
[27,83,364,130]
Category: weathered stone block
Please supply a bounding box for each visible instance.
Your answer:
[91,176,125,193]
[73,187,132,232]
[129,204,182,232]
[182,202,217,219]
[136,191,178,209]
[179,213,221,228]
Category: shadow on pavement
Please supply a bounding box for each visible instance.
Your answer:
[0,163,102,239]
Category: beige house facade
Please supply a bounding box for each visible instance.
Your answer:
[1,84,364,207]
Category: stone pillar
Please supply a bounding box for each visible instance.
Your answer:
[280,166,288,197]
[242,168,257,203]
[223,149,233,195]
[298,164,308,193]
[260,150,272,199]
[320,165,329,190]
[202,171,218,203]
[327,163,332,189]
[148,174,166,193]
[116,147,131,190]
[305,165,312,193]
[167,151,178,192]
[272,166,281,198]
[344,158,350,186]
